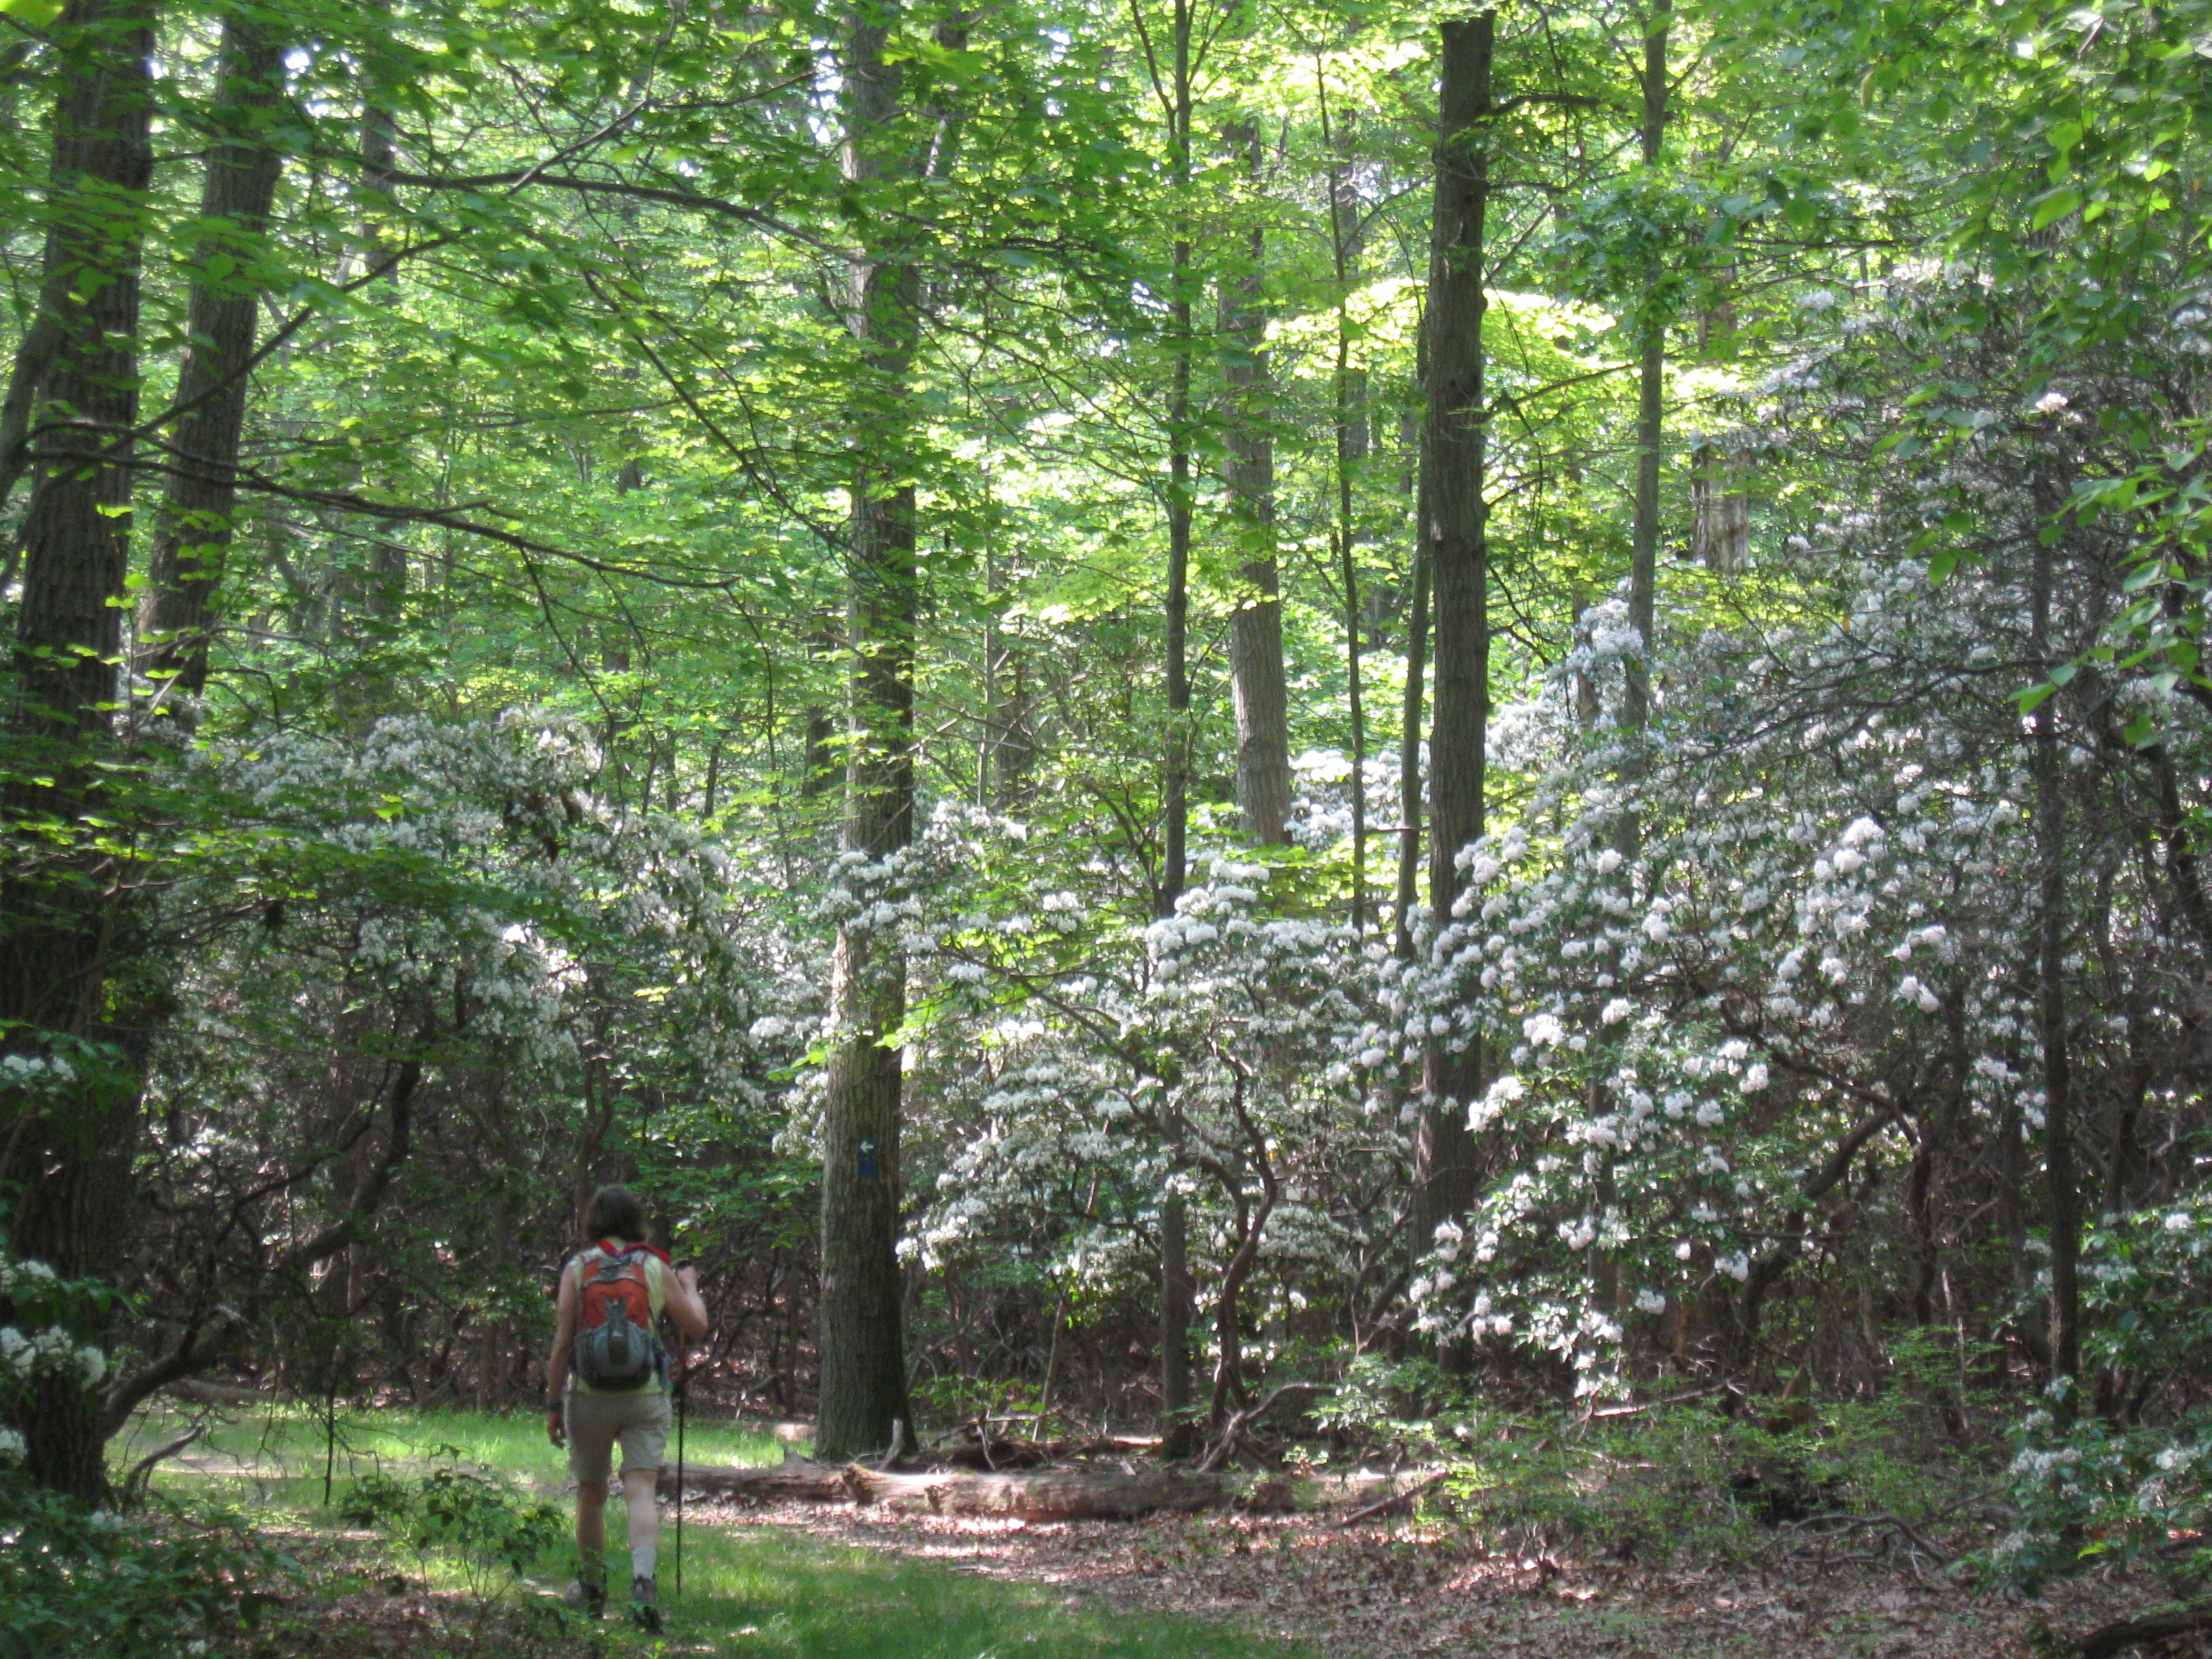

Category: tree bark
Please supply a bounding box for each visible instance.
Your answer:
[1159,0,1193,912]
[2032,525,2081,1414]
[1219,119,1292,850]
[0,0,157,1502]
[1618,0,1670,857]
[1690,300,1746,573]
[1410,13,1493,1277]
[1319,75,1366,924]
[1152,0,1197,1457]
[816,4,932,1465]
[139,8,285,706]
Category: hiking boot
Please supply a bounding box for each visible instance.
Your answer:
[630,1573,661,1633]
[562,1576,606,1618]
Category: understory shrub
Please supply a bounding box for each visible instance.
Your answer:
[0,1477,289,1659]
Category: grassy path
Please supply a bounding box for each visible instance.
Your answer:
[129,1405,1313,1658]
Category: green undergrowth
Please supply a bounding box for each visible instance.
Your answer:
[120,1401,792,1509]
[1431,1397,1988,1565]
[108,1404,1313,1657]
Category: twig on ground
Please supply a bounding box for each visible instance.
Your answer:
[1336,1470,1448,1528]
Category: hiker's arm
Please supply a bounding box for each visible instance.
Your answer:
[545,1263,577,1446]
[668,1262,710,1343]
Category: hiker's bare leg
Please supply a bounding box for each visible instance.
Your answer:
[576,1476,609,1568]
[622,1465,660,1557]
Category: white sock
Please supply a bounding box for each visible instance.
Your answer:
[632,1545,656,1582]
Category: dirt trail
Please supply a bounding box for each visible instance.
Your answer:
[697,1496,2179,1658]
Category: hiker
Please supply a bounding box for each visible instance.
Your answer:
[545,1184,710,1631]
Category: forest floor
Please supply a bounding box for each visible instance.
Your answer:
[703,1494,2186,1659]
[125,1403,2210,1658]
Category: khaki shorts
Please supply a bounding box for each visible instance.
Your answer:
[564,1387,671,1483]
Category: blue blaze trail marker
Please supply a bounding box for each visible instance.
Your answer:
[858,1136,879,1180]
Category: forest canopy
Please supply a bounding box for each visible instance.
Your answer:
[3,0,2212,1603]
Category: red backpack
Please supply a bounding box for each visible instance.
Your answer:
[571,1242,665,1391]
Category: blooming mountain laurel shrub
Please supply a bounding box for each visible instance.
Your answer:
[119,711,794,1394]
[1988,1197,2212,1589]
[1404,266,2209,1401]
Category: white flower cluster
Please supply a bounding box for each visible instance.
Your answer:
[0,1323,106,1387]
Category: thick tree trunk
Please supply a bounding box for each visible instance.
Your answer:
[139,10,285,706]
[1410,13,1492,1276]
[1618,0,1671,856]
[1219,119,1292,850]
[817,4,932,1465]
[0,0,157,1502]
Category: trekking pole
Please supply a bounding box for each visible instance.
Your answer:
[674,1362,685,1599]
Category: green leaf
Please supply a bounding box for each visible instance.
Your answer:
[0,0,63,24]
[2030,190,2083,230]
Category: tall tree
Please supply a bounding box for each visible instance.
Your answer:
[140,5,286,708]
[815,0,937,1462]
[1410,12,1492,1284]
[0,0,159,1500]
[1219,115,1292,848]
[1617,0,1670,853]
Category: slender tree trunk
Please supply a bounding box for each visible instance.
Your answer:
[816,5,931,1463]
[1410,13,1492,1283]
[1394,331,1431,963]
[1153,0,1197,1457]
[1690,290,1746,574]
[140,9,285,707]
[0,0,158,1502]
[1319,71,1366,926]
[1618,0,1670,856]
[1160,0,1193,912]
[2032,528,2081,1415]
[1219,119,1292,849]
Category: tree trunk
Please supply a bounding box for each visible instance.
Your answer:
[1219,119,1292,850]
[1410,13,1492,1277]
[1690,282,1746,574]
[1154,0,1197,1456]
[1159,1189,1193,1458]
[139,9,285,707]
[0,0,157,1504]
[2032,525,2081,1414]
[1618,0,1670,856]
[817,3,935,1465]
[1319,77,1366,925]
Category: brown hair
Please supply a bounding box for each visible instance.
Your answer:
[582,1185,648,1245]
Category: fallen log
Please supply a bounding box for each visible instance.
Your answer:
[846,1465,1232,1520]
[2076,1599,2212,1659]
[659,1458,855,1504]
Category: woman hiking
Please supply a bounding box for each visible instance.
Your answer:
[544,1185,710,1631]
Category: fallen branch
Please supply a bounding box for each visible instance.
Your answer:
[1195,1382,1324,1473]
[661,1458,853,1504]
[120,1427,205,1504]
[1336,1471,1448,1528]
[2076,1598,2212,1659]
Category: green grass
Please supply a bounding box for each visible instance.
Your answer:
[573,1522,1316,1658]
[124,1405,1313,1658]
